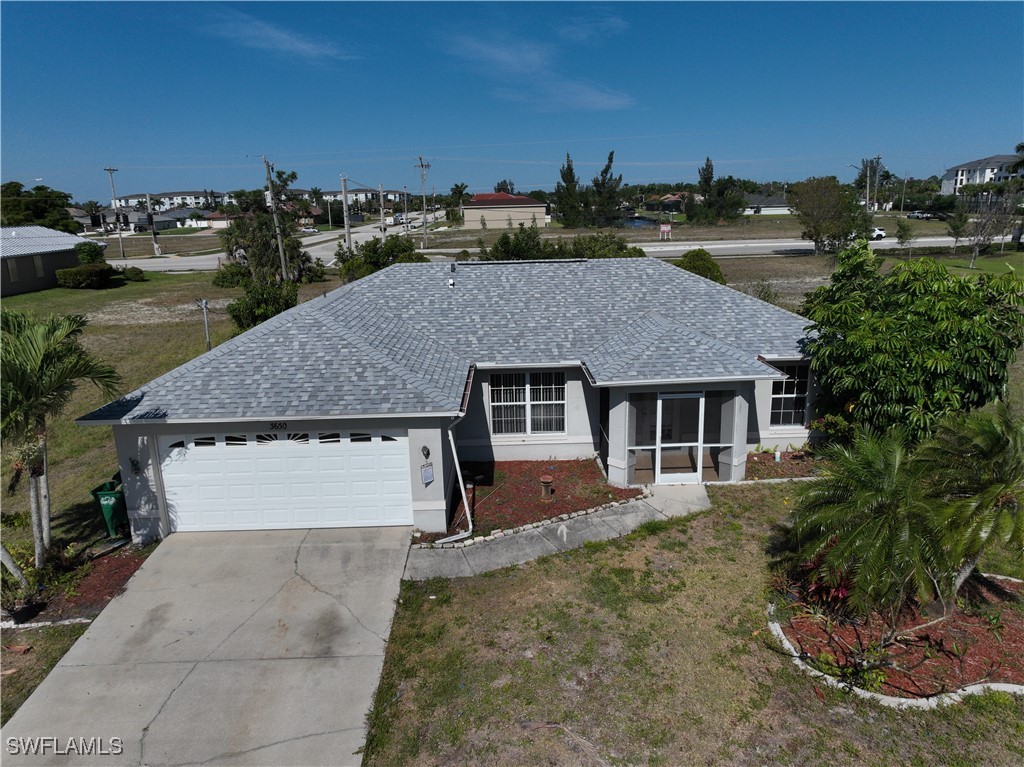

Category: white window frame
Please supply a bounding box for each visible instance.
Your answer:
[489,371,566,436]
[770,362,810,427]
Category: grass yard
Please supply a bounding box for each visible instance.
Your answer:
[0,624,89,725]
[364,483,1024,767]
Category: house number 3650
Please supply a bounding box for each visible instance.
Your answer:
[270,422,288,430]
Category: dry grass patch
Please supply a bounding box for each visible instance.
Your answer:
[365,483,1024,767]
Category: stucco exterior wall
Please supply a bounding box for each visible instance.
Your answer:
[455,367,599,462]
[747,369,816,452]
[464,205,547,230]
[1,250,80,297]
[111,416,453,542]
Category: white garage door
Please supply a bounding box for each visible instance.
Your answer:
[157,429,413,531]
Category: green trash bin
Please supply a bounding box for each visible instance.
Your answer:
[91,481,128,538]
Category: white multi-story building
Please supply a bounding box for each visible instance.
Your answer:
[113,191,236,210]
[940,155,1022,195]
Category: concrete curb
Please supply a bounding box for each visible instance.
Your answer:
[404,485,710,581]
[0,617,93,631]
[767,574,1024,709]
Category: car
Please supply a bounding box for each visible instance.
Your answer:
[300,226,318,233]
[870,227,886,240]
[908,211,925,219]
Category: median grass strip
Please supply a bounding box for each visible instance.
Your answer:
[364,482,1024,767]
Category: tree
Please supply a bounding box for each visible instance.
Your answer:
[790,176,866,253]
[1010,141,1024,174]
[74,241,106,265]
[946,210,969,253]
[1,311,121,569]
[1,182,78,233]
[226,281,299,332]
[335,235,427,281]
[790,427,944,623]
[915,401,1024,601]
[219,215,306,282]
[967,196,1016,267]
[698,157,714,201]
[590,151,622,227]
[449,182,469,206]
[554,153,584,229]
[671,248,725,284]
[494,179,516,195]
[894,218,915,255]
[802,241,1024,439]
[479,223,553,261]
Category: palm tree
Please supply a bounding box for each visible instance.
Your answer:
[1,311,121,569]
[1010,142,1024,174]
[914,401,1024,600]
[790,427,945,623]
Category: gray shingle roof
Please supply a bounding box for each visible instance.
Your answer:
[0,226,97,258]
[81,258,810,424]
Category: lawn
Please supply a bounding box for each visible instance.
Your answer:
[364,482,1024,767]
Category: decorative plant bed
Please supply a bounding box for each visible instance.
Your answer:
[745,449,819,480]
[432,459,643,541]
[776,575,1024,700]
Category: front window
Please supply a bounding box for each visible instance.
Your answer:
[771,363,809,426]
[490,372,566,435]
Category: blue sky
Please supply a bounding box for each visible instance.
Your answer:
[2,1,1021,203]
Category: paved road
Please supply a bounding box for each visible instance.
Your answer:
[2,528,411,767]
[109,230,1002,273]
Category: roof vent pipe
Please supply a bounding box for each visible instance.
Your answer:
[448,278,455,289]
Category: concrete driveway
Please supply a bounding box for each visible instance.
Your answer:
[2,528,411,766]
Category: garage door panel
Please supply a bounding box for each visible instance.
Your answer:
[159,431,413,531]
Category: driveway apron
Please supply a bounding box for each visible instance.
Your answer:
[1,528,411,767]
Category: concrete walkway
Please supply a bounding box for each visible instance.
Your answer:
[404,485,710,580]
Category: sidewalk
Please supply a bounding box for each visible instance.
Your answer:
[404,484,710,581]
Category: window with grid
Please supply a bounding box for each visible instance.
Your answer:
[770,363,809,426]
[490,372,565,435]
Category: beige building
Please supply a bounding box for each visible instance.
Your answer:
[463,192,548,229]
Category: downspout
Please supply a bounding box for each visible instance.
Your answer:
[435,364,476,545]
[435,417,473,544]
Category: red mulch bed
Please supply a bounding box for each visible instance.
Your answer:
[14,548,149,623]
[434,459,642,540]
[746,450,819,480]
[780,577,1024,698]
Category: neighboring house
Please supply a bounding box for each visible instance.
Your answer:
[743,193,792,215]
[463,192,548,229]
[67,207,101,231]
[80,258,814,542]
[161,208,209,228]
[1,225,104,296]
[940,155,1023,195]
[203,212,233,230]
[643,193,687,213]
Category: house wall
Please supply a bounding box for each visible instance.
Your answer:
[748,378,813,452]
[464,205,547,230]
[455,367,599,462]
[1,250,80,297]
[111,416,453,543]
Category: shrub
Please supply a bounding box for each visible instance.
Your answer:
[211,262,251,288]
[300,257,327,284]
[670,248,726,284]
[74,241,106,264]
[226,280,298,331]
[809,413,857,447]
[55,263,116,289]
[121,266,146,282]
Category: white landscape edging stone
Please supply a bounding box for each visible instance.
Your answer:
[767,574,1024,709]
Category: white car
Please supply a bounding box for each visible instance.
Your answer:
[300,227,318,234]
[870,227,886,240]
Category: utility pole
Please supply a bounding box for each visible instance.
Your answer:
[873,155,882,213]
[403,185,409,232]
[262,155,289,281]
[326,193,333,231]
[146,193,161,256]
[104,167,126,260]
[379,183,386,234]
[416,156,430,248]
[195,299,211,352]
[341,175,352,251]
[900,173,908,212]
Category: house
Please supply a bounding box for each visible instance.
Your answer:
[742,193,792,215]
[643,193,688,213]
[1,226,105,296]
[940,155,1023,195]
[79,258,814,542]
[463,192,548,229]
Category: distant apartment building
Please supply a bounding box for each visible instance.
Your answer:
[940,155,1022,195]
[113,191,236,210]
